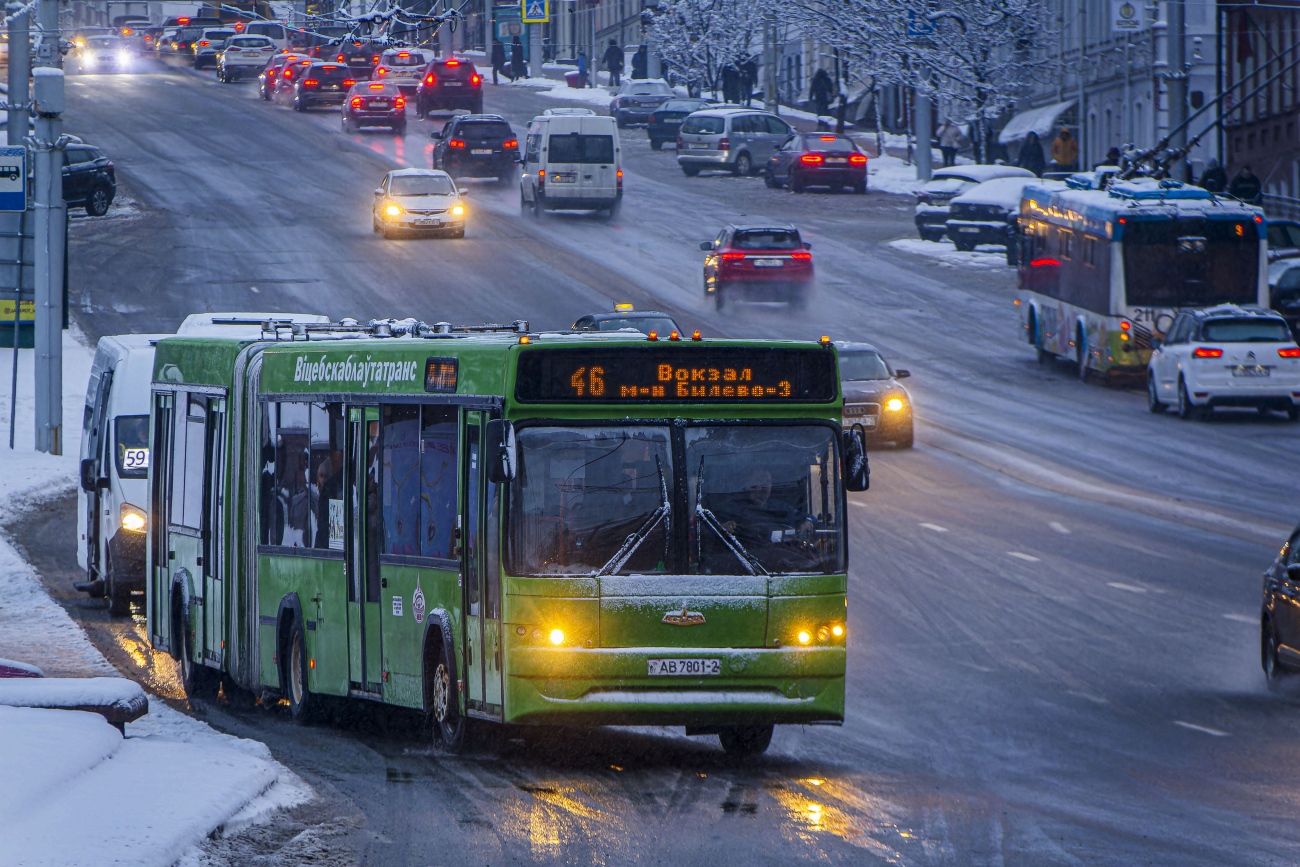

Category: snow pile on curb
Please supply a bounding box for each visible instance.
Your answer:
[868,154,924,197]
[888,238,1010,270]
[0,331,312,866]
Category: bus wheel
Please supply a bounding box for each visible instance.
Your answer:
[430,653,466,753]
[106,552,130,617]
[286,622,319,724]
[175,599,217,699]
[719,724,773,757]
[1147,374,1165,414]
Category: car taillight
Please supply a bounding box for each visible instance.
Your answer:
[721,251,745,262]
[470,73,481,86]
[800,153,824,165]
[648,113,658,123]
[538,168,545,190]
[376,67,387,77]
[677,135,683,148]
[282,69,293,79]
[336,53,345,62]
[343,79,355,87]
[791,250,813,260]
[424,73,436,85]
[372,55,380,63]
[449,139,465,148]
[199,40,209,46]
[1192,347,1223,358]
[234,22,244,32]
[717,137,729,151]
[617,169,623,189]
[350,96,362,108]
[394,97,405,108]
[303,78,318,87]
[504,139,518,149]
[1280,347,1300,358]
[849,153,867,165]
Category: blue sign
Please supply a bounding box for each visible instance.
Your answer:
[0,147,25,212]
[522,0,548,24]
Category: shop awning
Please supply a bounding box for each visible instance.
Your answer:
[998,100,1076,145]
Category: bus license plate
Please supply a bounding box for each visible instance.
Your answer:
[648,658,721,676]
[1233,365,1270,377]
[753,258,783,267]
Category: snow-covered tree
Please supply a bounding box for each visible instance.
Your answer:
[649,0,766,97]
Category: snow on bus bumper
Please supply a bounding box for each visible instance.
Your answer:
[504,646,846,725]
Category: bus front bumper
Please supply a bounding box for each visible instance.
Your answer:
[503,646,846,726]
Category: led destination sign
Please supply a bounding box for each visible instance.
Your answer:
[515,347,838,403]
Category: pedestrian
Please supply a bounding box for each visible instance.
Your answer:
[576,49,588,89]
[603,39,622,87]
[1017,130,1046,177]
[937,120,964,168]
[1050,127,1078,172]
[1199,157,1228,193]
[810,68,833,119]
[490,39,506,85]
[739,56,757,106]
[632,45,647,80]
[510,36,525,82]
[1228,164,1263,202]
[721,63,739,105]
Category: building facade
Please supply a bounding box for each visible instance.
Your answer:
[1222,1,1300,198]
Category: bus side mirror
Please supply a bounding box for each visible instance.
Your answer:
[484,419,516,484]
[843,427,870,492]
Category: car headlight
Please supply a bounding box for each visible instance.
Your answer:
[885,397,905,412]
[451,204,464,216]
[120,504,147,533]
[118,51,131,64]
[384,203,403,217]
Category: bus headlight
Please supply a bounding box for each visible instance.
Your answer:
[384,203,403,218]
[120,504,146,533]
[885,397,905,412]
[796,630,811,645]
[548,628,565,646]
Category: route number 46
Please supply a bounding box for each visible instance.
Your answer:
[569,366,605,397]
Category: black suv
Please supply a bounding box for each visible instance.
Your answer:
[415,57,482,116]
[292,62,356,111]
[431,115,518,181]
[63,142,115,216]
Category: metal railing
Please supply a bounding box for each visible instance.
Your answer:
[1261,193,1300,222]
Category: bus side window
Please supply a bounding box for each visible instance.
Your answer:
[310,404,345,551]
[381,405,421,556]
[276,403,311,547]
[260,402,279,546]
[420,406,459,560]
[169,395,207,531]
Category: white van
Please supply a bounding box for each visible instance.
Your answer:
[77,312,329,614]
[519,114,622,218]
[243,21,289,51]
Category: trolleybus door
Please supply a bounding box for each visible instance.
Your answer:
[83,370,112,584]
[346,407,384,694]
[462,413,503,718]
[203,398,226,667]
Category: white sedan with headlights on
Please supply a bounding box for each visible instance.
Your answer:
[372,168,468,239]
[217,35,276,82]
[78,35,133,73]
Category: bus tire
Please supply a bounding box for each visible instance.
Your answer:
[718,724,773,757]
[285,622,319,724]
[106,552,131,616]
[428,641,466,753]
[1147,373,1165,414]
[174,593,217,699]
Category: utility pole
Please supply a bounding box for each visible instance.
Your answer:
[483,0,493,70]
[8,1,28,148]
[914,85,932,182]
[31,0,64,456]
[1167,0,1187,153]
[763,16,776,113]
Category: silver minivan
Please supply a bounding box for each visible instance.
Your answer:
[677,109,795,177]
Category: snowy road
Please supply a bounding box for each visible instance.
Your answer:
[25,56,1300,864]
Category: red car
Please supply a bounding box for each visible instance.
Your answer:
[343,81,405,135]
[764,133,868,194]
[701,223,814,310]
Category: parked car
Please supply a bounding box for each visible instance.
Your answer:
[945,177,1061,253]
[913,164,1035,242]
[1147,304,1300,420]
[573,304,682,336]
[835,342,913,448]
[645,97,717,150]
[372,48,433,94]
[372,168,467,239]
[415,57,483,116]
[677,108,795,177]
[217,35,276,82]
[63,141,115,216]
[519,113,621,218]
[701,222,813,310]
[431,114,518,182]
[343,81,406,134]
[1267,219,1300,261]
[609,79,675,127]
[192,28,236,68]
[764,132,868,194]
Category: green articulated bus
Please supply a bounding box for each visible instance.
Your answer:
[146,319,868,756]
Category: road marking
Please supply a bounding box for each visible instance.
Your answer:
[1107,582,1148,594]
[919,523,948,533]
[1222,612,1256,625]
[849,500,867,508]
[1007,551,1040,562]
[1049,522,1071,535]
[1174,720,1229,737]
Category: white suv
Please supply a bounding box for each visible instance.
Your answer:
[1147,305,1300,420]
[216,35,274,82]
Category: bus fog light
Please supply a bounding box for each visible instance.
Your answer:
[549,629,565,646]
[831,624,844,638]
[817,626,830,642]
[797,630,811,645]
[120,505,146,533]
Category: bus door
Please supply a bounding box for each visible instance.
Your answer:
[346,407,384,694]
[83,369,113,583]
[202,398,226,668]
[463,413,503,719]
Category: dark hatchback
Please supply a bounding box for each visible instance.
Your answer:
[292,63,356,111]
[834,342,913,448]
[63,141,116,216]
[430,114,518,181]
[416,58,483,116]
[343,81,405,134]
[765,133,867,194]
[645,97,717,150]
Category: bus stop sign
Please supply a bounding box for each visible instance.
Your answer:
[0,147,26,212]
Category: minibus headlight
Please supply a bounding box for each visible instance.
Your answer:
[120,504,146,533]
[549,628,565,646]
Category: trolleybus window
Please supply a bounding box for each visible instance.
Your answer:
[1123,220,1259,307]
[169,395,207,531]
[382,405,422,555]
[310,404,345,550]
[274,402,311,547]
[420,407,459,560]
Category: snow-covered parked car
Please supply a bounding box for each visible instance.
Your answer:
[914,164,1035,242]
[945,176,1065,255]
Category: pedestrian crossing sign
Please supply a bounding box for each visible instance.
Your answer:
[521,0,548,24]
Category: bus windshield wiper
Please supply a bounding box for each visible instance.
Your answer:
[594,456,670,577]
[693,456,768,577]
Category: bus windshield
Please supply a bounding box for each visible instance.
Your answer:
[1123,219,1259,307]
[507,424,844,576]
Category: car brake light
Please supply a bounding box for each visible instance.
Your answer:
[721,251,745,261]
[1192,347,1224,358]
[800,153,824,165]
[368,82,385,90]
[376,67,387,77]
[336,53,345,61]
[470,73,481,86]
[445,59,460,66]
[717,137,729,151]
[122,28,133,35]
[394,97,405,108]
[178,17,189,23]
[371,55,379,63]
[199,40,210,46]
[849,153,867,165]
[350,96,362,108]
[343,79,355,87]
[425,73,436,85]
[398,52,410,58]
[449,139,465,148]
[282,69,293,79]
[1279,347,1300,358]
[791,250,813,260]
[234,22,244,32]
[303,78,318,87]
[504,139,518,149]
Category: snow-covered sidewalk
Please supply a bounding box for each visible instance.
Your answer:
[0,332,311,867]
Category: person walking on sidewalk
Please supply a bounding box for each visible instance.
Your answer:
[510,36,525,82]
[937,120,965,167]
[490,40,506,85]
[603,39,623,87]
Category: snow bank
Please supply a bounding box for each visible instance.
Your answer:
[888,238,1010,270]
[0,656,43,677]
[0,675,147,716]
[0,706,122,816]
[868,155,924,197]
